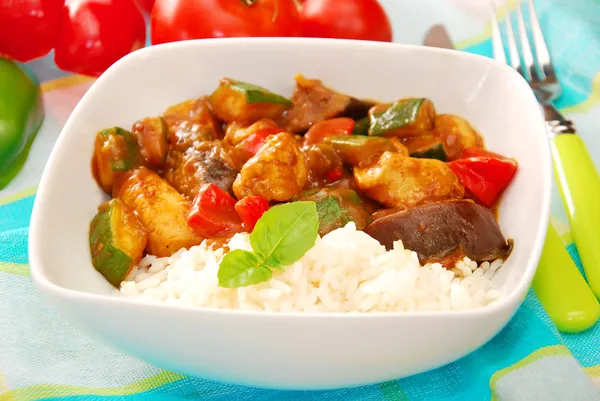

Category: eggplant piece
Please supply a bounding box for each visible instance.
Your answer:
[297,188,371,236]
[164,141,238,199]
[364,199,513,264]
[342,98,378,120]
[278,74,352,134]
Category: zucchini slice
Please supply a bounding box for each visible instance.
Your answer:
[329,135,396,167]
[210,78,292,123]
[89,198,148,287]
[298,188,370,236]
[368,98,435,138]
[93,127,143,194]
[352,116,370,136]
[404,135,448,161]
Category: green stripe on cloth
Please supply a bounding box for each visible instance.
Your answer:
[562,72,600,114]
[0,186,37,207]
[489,346,600,401]
[0,262,29,276]
[0,372,185,401]
[489,345,570,391]
[379,380,409,401]
[585,366,600,377]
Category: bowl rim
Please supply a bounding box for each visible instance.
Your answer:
[28,37,552,320]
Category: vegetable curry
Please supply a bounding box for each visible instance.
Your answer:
[89,74,517,287]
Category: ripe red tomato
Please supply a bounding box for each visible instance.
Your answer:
[0,0,65,62]
[54,0,146,77]
[300,0,392,42]
[151,0,301,45]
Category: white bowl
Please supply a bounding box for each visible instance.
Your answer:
[29,38,551,390]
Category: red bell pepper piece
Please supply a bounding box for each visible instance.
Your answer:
[448,148,518,207]
[187,184,243,237]
[235,195,270,231]
[325,168,344,183]
[304,117,354,145]
[238,127,283,156]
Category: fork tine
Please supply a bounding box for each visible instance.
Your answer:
[526,0,555,81]
[502,1,523,74]
[515,0,541,82]
[490,1,507,64]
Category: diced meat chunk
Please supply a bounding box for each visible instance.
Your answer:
[278,74,352,134]
[354,151,464,209]
[233,132,308,202]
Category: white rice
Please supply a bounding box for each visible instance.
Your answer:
[116,222,503,312]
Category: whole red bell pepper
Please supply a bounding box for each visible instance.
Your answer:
[234,195,270,231]
[54,0,146,77]
[448,148,518,207]
[187,184,243,238]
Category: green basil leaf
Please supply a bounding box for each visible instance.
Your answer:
[250,201,319,267]
[218,249,272,288]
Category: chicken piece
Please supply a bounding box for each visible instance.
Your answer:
[114,167,203,257]
[434,114,484,161]
[233,132,308,202]
[354,151,464,209]
[278,74,352,134]
[163,96,223,151]
[224,118,281,146]
[164,141,238,199]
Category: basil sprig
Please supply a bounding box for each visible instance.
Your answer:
[218,201,318,288]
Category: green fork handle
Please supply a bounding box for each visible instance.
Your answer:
[533,222,600,332]
[551,131,600,299]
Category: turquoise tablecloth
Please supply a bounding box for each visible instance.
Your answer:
[1,0,600,399]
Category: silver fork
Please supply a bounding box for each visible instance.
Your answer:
[491,0,600,300]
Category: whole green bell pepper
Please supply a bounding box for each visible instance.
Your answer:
[0,58,44,189]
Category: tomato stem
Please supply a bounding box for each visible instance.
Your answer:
[241,0,258,6]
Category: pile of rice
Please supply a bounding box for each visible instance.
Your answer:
[117,223,503,312]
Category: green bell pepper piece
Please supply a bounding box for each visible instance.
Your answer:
[0,58,44,189]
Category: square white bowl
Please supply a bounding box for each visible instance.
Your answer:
[29,38,551,390]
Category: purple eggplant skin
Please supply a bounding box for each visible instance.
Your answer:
[364,199,513,265]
